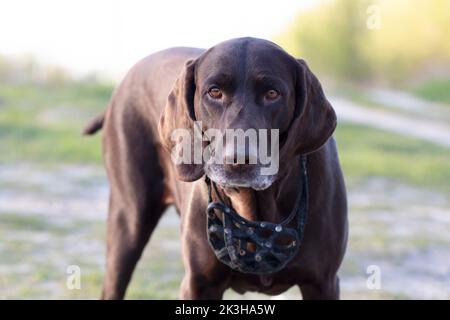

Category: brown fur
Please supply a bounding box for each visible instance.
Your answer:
[84,38,348,300]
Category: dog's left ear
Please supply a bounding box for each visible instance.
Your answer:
[158,59,204,182]
[282,59,337,158]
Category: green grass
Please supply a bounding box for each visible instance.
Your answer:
[0,122,102,163]
[2,80,449,300]
[335,123,450,193]
[0,82,112,164]
[1,81,450,193]
[0,213,66,233]
[332,83,383,110]
[0,82,114,111]
[410,78,450,105]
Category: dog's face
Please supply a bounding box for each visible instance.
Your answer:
[159,37,336,190]
[194,39,296,190]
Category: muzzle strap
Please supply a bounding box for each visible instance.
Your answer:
[205,155,308,274]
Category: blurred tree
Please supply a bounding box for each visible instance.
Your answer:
[276,0,450,84]
[45,65,71,87]
[0,54,72,85]
[0,53,13,82]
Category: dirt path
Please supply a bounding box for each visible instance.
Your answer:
[366,88,450,122]
[330,96,450,149]
[0,164,449,299]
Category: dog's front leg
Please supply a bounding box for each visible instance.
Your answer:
[299,275,340,300]
[179,219,231,299]
[179,272,228,299]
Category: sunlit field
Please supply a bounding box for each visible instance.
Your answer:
[1,0,449,300]
[1,76,449,299]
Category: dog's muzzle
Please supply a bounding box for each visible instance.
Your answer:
[205,155,308,274]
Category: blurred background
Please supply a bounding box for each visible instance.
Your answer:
[0,0,449,299]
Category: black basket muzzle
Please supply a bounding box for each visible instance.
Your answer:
[205,156,308,275]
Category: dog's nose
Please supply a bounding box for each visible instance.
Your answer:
[224,142,258,165]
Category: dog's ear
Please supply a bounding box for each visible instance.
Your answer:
[158,59,204,182]
[281,59,337,160]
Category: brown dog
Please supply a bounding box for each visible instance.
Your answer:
[83,37,348,300]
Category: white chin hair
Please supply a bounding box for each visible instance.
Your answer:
[205,165,275,190]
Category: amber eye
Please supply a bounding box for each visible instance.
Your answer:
[265,89,279,100]
[208,86,222,99]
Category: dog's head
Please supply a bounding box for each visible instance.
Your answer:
[159,37,336,190]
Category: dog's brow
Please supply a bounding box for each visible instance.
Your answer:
[204,73,234,86]
[253,74,287,91]
[254,73,283,83]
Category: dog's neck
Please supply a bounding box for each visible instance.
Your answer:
[216,157,304,222]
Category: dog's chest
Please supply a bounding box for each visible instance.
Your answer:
[228,272,296,295]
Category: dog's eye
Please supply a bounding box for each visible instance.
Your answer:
[265,89,279,100]
[208,86,222,99]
